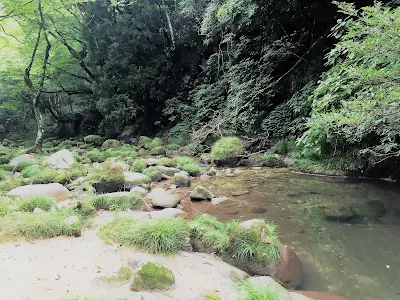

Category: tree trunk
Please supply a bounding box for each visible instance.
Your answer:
[33,105,45,153]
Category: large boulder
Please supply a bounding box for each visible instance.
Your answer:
[7,183,70,201]
[93,163,125,193]
[130,261,175,291]
[351,200,387,219]
[9,154,36,167]
[147,188,180,208]
[190,185,213,201]
[173,172,191,187]
[314,204,355,222]
[44,149,75,169]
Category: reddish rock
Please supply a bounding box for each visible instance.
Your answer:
[275,243,305,289]
[292,291,346,300]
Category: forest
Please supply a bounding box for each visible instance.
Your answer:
[0,0,399,178]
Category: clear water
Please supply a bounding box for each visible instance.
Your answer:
[179,168,400,299]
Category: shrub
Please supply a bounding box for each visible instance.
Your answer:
[131,159,147,172]
[274,140,296,155]
[101,139,122,150]
[150,146,166,156]
[99,217,189,254]
[18,195,54,212]
[175,156,201,176]
[157,157,177,167]
[85,149,106,163]
[166,143,180,150]
[0,150,11,165]
[211,137,244,160]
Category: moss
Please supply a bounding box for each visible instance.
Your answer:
[90,192,143,211]
[101,139,122,150]
[157,158,177,167]
[142,167,163,182]
[99,266,132,286]
[204,291,222,300]
[130,262,174,291]
[150,146,166,156]
[18,195,54,212]
[211,137,244,160]
[181,163,201,177]
[190,185,213,200]
[83,135,104,146]
[0,168,5,180]
[132,159,147,172]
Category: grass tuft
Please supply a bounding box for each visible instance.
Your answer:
[90,192,143,211]
[237,280,283,300]
[18,195,54,212]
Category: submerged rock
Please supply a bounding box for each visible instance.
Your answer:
[44,149,75,169]
[351,200,386,219]
[148,188,180,208]
[130,261,175,291]
[190,185,213,201]
[7,183,70,201]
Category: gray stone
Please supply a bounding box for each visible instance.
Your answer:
[130,186,147,196]
[238,219,265,229]
[150,208,185,219]
[9,154,36,167]
[7,183,70,201]
[33,207,43,214]
[190,185,213,201]
[211,196,229,205]
[114,161,130,171]
[145,158,159,166]
[173,172,191,187]
[125,172,151,188]
[125,292,159,300]
[199,174,211,181]
[44,149,75,169]
[148,188,180,208]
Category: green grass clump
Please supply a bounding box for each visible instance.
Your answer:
[0,178,24,192]
[99,217,189,254]
[21,165,63,184]
[90,192,143,211]
[261,153,280,160]
[0,168,5,180]
[0,209,86,242]
[157,157,177,167]
[13,161,33,172]
[150,146,166,156]
[131,159,147,172]
[175,156,201,176]
[130,261,174,291]
[211,137,244,160]
[85,149,107,163]
[18,195,54,212]
[204,291,222,300]
[237,280,284,300]
[166,143,180,150]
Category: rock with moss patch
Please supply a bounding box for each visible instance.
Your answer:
[93,163,125,193]
[157,157,176,167]
[173,172,191,187]
[101,139,122,150]
[83,135,104,146]
[130,261,175,291]
[190,185,213,201]
[211,137,244,167]
[95,265,132,287]
[142,167,163,182]
[130,186,147,196]
[10,154,36,168]
[150,146,166,156]
[206,167,217,176]
[148,188,180,208]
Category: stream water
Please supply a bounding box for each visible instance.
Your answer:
[177,168,400,300]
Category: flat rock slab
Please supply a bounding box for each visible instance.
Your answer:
[7,183,70,201]
[44,149,75,169]
[9,154,36,167]
[148,188,180,208]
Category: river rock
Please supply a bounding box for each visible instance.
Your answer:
[190,185,213,201]
[316,204,355,221]
[174,172,191,187]
[291,291,346,300]
[44,149,75,169]
[351,200,387,219]
[275,243,305,289]
[130,186,147,196]
[148,188,180,208]
[9,154,36,167]
[7,183,70,201]
[247,276,291,300]
[149,208,185,219]
[130,261,175,291]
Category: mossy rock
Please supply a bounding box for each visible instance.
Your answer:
[98,266,132,287]
[211,137,244,162]
[174,172,191,187]
[157,166,181,176]
[125,172,152,187]
[83,135,104,146]
[142,167,163,182]
[150,146,166,156]
[190,185,213,201]
[130,261,175,291]
[180,163,201,177]
[132,159,147,172]
[101,139,122,150]
[2,139,13,146]
[157,157,177,167]
[93,163,125,193]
